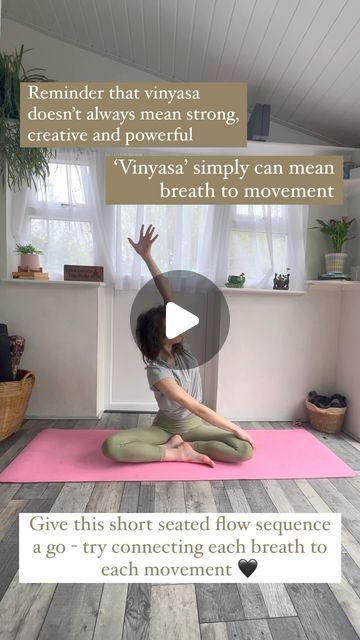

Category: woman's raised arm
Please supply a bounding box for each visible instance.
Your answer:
[128,224,174,304]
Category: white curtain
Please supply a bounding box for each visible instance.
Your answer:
[13,150,309,290]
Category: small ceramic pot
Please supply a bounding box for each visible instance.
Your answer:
[20,254,40,271]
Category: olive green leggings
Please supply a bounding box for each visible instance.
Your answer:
[101,413,253,464]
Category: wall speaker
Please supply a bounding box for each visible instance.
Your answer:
[247,104,271,141]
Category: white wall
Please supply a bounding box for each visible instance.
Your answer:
[0,282,108,418]
[216,289,341,421]
[334,189,360,439]
[336,290,360,440]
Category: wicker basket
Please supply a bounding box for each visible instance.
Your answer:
[305,399,347,434]
[0,370,35,441]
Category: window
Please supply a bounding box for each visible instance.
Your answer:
[27,160,95,278]
[19,154,307,289]
[228,205,291,284]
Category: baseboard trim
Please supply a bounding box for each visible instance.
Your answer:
[107,402,158,412]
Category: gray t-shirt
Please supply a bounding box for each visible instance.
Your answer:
[146,344,202,420]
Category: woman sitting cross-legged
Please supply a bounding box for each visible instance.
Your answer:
[102,224,256,467]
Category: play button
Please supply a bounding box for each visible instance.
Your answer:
[130,270,230,370]
[166,302,199,339]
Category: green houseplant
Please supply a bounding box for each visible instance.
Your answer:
[15,243,43,270]
[0,45,55,191]
[311,216,356,273]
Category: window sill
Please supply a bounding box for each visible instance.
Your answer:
[219,287,306,295]
[1,278,108,287]
[306,280,360,290]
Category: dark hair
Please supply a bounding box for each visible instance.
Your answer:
[136,305,183,364]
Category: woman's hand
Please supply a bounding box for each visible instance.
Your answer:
[128,224,158,260]
[231,425,256,450]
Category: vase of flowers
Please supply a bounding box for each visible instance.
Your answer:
[311,216,355,273]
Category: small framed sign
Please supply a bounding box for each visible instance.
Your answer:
[64,265,104,282]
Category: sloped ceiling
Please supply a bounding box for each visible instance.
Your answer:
[3,0,360,146]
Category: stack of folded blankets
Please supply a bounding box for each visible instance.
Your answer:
[9,336,26,378]
[308,390,347,408]
[0,323,25,382]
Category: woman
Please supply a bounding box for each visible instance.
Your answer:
[102,224,255,467]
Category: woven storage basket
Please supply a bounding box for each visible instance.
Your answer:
[0,369,35,441]
[305,399,347,434]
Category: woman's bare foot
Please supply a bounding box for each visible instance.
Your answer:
[163,441,215,467]
[161,434,184,450]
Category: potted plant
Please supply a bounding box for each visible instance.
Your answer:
[273,268,290,290]
[14,243,43,271]
[311,216,356,273]
[0,45,55,191]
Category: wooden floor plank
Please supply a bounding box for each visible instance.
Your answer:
[211,481,234,511]
[149,584,201,640]
[302,426,360,471]
[52,419,78,430]
[240,480,277,513]
[329,576,360,637]
[120,482,141,513]
[340,432,360,453]
[74,419,101,429]
[121,583,150,640]
[0,424,44,473]
[236,583,269,620]
[258,584,296,618]
[267,616,308,640]
[154,481,186,512]
[107,413,139,429]
[226,619,273,640]
[0,498,53,602]
[196,583,244,623]
[261,479,294,513]
[296,479,360,567]
[137,414,155,428]
[37,583,103,640]
[0,482,94,639]
[184,481,217,513]
[200,622,228,640]
[286,583,359,640]
[225,483,251,513]
[86,481,124,513]
[50,482,94,512]
[121,471,154,640]
[329,478,360,512]
[12,483,50,500]
[93,584,128,640]
[0,580,55,640]
[309,479,360,542]
[0,499,27,544]
[0,484,21,509]
[341,550,360,596]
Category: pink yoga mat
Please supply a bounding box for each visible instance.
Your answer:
[0,428,355,482]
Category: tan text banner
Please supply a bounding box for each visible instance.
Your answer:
[20,82,247,148]
[105,155,343,204]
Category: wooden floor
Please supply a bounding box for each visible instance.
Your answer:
[0,414,360,640]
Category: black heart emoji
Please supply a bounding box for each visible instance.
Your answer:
[238,558,258,578]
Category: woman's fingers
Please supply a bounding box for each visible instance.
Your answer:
[128,237,135,248]
[150,234,159,244]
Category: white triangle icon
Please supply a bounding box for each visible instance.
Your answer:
[166,302,199,339]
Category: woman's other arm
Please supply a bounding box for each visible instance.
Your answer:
[154,378,256,450]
